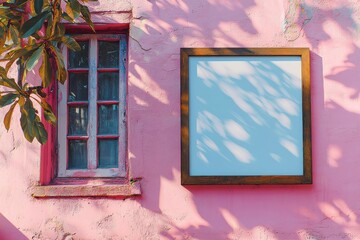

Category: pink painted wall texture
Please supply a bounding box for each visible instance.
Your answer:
[1,0,360,239]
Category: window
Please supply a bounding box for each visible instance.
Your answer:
[33,25,140,197]
[57,34,127,178]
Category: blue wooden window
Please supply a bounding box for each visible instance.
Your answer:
[57,35,127,177]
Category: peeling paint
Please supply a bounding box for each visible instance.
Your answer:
[283,0,313,41]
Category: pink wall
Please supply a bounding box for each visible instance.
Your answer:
[1,0,360,239]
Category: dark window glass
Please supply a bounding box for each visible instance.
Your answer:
[98,41,119,68]
[68,106,88,136]
[98,139,118,168]
[98,72,119,101]
[68,140,87,169]
[68,41,89,68]
[68,72,88,102]
[98,105,118,135]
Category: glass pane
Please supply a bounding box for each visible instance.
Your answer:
[98,139,118,168]
[98,105,118,135]
[98,72,119,100]
[68,72,88,102]
[68,41,89,68]
[98,41,119,68]
[68,106,88,136]
[68,140,87,169]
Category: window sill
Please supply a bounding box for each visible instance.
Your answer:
[31,178,141,198]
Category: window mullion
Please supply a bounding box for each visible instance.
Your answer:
[118,34,127,177]
[57,46,68,177]
[88,37,98,170]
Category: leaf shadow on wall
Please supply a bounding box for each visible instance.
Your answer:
[35,1,360,239]
[90,0,360,239]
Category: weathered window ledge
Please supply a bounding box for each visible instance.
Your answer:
[31,178,141,198]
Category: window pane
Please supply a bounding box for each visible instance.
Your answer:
[68,140,87,169]
[98,72,119,100]
[68,41,89,68]
[98,105,118,135]
[98,41,119,68]
[68,72,88,102]
[98,139,118,168]
[68,106,88,136]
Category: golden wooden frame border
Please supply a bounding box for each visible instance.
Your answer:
[181,48,312,185]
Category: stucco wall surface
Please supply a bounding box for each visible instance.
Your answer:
[1,0,360,239]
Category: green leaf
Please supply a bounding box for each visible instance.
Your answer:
[22,98,36,120]
[0,26,4,39]
[26,45,43,71]
[61,12,73,23]
[0,66,7,78]
[39,48,52,87]
[0,93,18,107]
[53,23,65,38]
[65,2,75,20]
[5,48,31,72]
[20,10,50,38]
[0,7,10,17]
[43,109,56,125]
[33,118,47,144]
[40,99,56,125]
[45,13,53,37]
[61,36,80,51]
[9,25,19,45]
[49,45,67,84]
[18,96,25,106]
[70,0,81,14]
[20,112,34,142]
[0,78,21,91]
[4,100,17,130]
[0,45,13,55]
[48,4,61,37]
[33,0,43,14]
[80,5,94,32]
[40,98,51,111]
[20,99,36,142]
[5,44,40,72]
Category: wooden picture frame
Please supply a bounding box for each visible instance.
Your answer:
[181,48,312,185]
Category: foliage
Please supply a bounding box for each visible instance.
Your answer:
[0,0,96,144]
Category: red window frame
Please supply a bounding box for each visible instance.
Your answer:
[39,24,129,185]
